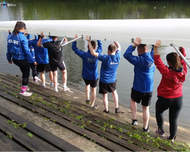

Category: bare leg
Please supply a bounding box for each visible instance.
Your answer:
[112,90,119,109]
[49,71,53,83]
[61,69,67,87]
[40,71,45,84]
[142,105,149,129]
[90,87,97,107]
[103,93,108,111]
[53,71,58,89]
[130,99,137,120]
[85,85,90,101]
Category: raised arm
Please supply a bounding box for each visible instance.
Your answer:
[86,35,98,58]
[37,31,44,47]
[153,40,161,55]
[114,41,121,51]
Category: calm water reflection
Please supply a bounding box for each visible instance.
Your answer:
[0,0,190,127]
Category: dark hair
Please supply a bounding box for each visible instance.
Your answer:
[13,21,26,35]
[88,40,96,49]
[137,44,146,52]
[108,44,116,53]
[166,52,181,70]
[51,36,57,39]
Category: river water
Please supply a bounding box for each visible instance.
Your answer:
[0,0,190,128]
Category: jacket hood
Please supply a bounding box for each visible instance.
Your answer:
[169,66,186,84]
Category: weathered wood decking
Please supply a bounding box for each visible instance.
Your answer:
[0,73,189,151]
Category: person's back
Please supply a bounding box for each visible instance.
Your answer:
[99,49,121,83]
[43,40,62,64]
[72,40,102,80]
[154,48,187,98]
[29,38,52,64]
[124,45,155,93]
[7,32,34,64]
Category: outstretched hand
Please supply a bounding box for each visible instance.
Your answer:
[40,31,44,37]
[134,37,142,46]
[74,34,78,39]
[86,35,90,41]
[155,40,161,47]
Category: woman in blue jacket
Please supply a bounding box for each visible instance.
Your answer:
[6,21,37,97]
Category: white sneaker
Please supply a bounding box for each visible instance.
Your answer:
[41,84,46,87]
[20,91,33,97]
[50,82,54,87]
[63,86,70,92]
[55,88,58,92]
[34,76,41,82]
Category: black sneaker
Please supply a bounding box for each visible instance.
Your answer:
[103,109,109,113]
[115,108,120,113]
[131,119,138,126]
[86,100,90,104]
[143,126,150,133]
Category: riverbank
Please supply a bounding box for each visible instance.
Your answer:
[0,73,189,151]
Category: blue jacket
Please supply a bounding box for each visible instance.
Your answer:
[72,40,102,80]
[28,38,52,64]
[98,50,121,83]
[7,32,35,63]
[123,45,155,93]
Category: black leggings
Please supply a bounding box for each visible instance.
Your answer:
[13,58,30,86]
[155,96,183,139]
[29,63,39,80]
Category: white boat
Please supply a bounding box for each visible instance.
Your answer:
[0,19,190,47]
[0,19,190,67]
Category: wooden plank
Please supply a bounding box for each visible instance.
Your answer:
[0,116,60,151]
[0,73,176,151]
[0,83,128,151]
[2,110,82,151]
[0,133,26,151]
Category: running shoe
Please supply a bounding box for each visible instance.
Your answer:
[41,83,46,87]
[167,136,176,143]
[115,108,120,113]
[103,109,109,113]
[20,91,32,97]
[143,126,150,133]
[55,88,58,92]
[86,100,90,104]
[63,86,70,92]
[92,105,98,109]
[34,76,41,82]
[50,82,54,87]
[155,128,165,136]
[131,119,138,126]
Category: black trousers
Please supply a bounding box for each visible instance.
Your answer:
[155,96,183,139]
[13,58,30,86]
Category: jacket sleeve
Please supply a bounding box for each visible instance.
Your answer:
[72,42,85,59]
[154,55,171,76]
[96,40,102,54]
[123,45,140,65]
[150,45,154,59]
[6,43,12,62]
[180,48,187,75]
[21,37,35,63]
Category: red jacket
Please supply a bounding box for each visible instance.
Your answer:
[154,51,187,98]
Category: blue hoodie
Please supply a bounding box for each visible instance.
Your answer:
[123,45,155,93]
[28,38,52,64]
[7,32,35,63]
[72,40,102,80]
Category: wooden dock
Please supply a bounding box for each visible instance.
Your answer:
[0,73,189,151]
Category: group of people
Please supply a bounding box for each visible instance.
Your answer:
[6,21,70,97]
[6,21,187,143]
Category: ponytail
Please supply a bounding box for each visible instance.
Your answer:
[13,21,26,35]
